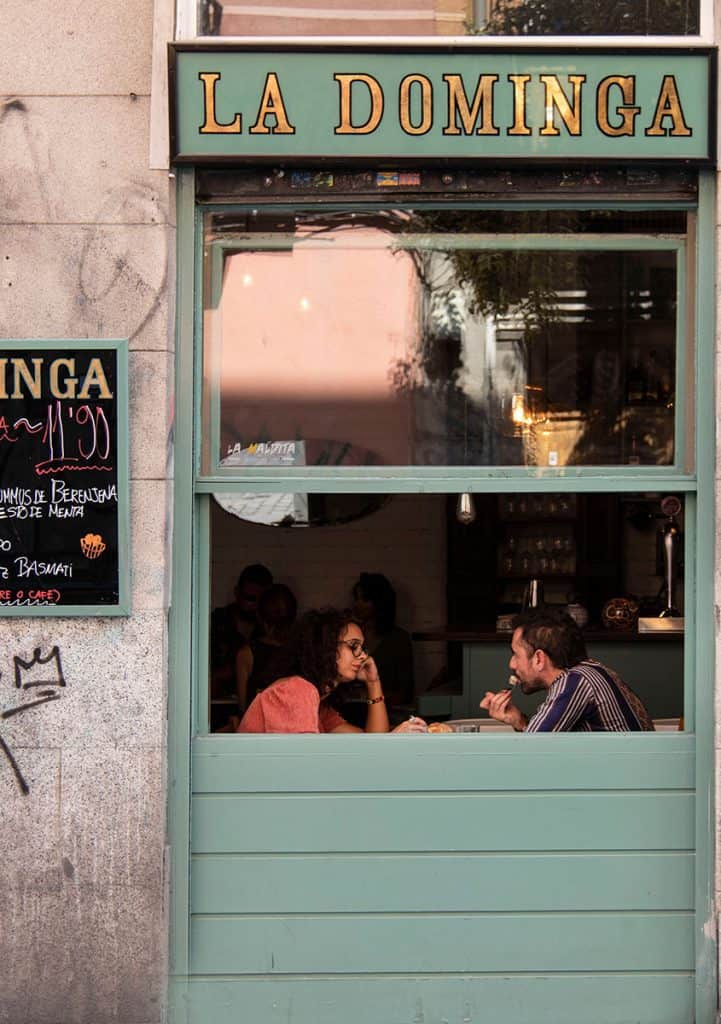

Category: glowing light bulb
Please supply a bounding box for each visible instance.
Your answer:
[456,492,476,525]
[511,393,531,426]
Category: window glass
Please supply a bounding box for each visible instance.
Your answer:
[199,0,472,37]
[202,209,681,470]
[477,0,699,35]
[196,0,699,37]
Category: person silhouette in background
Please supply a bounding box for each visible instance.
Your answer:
[210,563,273,700]
[235,583,298,710]
[346,572,415,725]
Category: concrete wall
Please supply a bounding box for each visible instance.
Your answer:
[0,2,172,1021]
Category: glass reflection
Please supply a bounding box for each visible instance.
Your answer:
[203,210,679,469]
[199,0,468,37]
[479,0,698,35]
[198,0,699,37]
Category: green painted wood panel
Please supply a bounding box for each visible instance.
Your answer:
[191,852,694,914]
[170,975,694,1024]
[192,791,693,853]
[191,913,693,974]
[191,734,695,792]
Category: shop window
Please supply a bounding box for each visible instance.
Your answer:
[206,490,686,733]
[187,0,702,38]
[202,208,687,472]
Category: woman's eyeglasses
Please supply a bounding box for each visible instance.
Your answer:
[338,639,368,658]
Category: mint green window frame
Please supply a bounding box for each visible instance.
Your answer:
[168,169,716,1023]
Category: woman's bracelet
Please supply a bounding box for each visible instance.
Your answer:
[366,694,385,705]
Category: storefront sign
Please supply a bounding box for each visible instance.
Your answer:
[0,340,129,615]
[169,46,715,165]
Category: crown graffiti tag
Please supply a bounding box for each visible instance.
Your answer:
[1,646,67,795]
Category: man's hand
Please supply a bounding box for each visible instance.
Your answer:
[479,689,527,731]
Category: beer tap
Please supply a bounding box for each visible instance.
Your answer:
[659,496,681,618]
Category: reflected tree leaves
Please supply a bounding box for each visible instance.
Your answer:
[477,0,698,36]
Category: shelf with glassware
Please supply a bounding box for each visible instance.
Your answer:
[446,493,623,630]
[496,493,579,612]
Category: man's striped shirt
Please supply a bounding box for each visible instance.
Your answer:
[526,660,654,732]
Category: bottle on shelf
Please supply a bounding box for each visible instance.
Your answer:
[628,434,641,465]
[626,347,646,404]
[644,349,660,403]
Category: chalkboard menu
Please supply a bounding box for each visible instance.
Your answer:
[0,340,129,615]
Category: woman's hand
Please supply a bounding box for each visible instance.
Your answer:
[356,656,381,687]
[392,715,428,734]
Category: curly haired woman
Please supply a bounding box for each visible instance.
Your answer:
[236,608,427,734]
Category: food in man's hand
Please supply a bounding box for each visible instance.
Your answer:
[428,722,454,733]
[508,674,520,687]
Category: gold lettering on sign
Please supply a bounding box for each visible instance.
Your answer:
[399,74,433,136]
[597,76,640,137]
[49,358,76,399]
[249,73,296,134]
[198,72,242,134]
[11,358,42,399]
[540,74,586,136]
[77,358,113,400]
[646,75,692,137]
[334,74,384,134]
[507,75,532,136]
[0,357,113,399]
[442,74,499,136]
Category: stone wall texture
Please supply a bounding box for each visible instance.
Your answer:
[1,2,173,1021]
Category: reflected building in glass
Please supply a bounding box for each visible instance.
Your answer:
[204,208,679,469]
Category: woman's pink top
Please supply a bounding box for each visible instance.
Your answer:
[237,675,347,733]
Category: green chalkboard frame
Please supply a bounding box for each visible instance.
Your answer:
[0,338,130,617]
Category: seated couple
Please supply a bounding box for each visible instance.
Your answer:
[234,608,426,735]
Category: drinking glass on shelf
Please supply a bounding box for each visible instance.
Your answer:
[531,536,548,574]
[501,547,516,574]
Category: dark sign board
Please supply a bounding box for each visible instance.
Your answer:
[0,340,129,615]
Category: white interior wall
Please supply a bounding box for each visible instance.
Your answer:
[210,493,447,690]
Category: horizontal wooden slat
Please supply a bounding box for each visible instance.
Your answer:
[191,734,695,793]
[191,791,694,853]
[191,852,694,914]
[190,912,693,974]
[171,974,694,1024]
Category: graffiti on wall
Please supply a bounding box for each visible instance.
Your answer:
[0,646,66,794]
